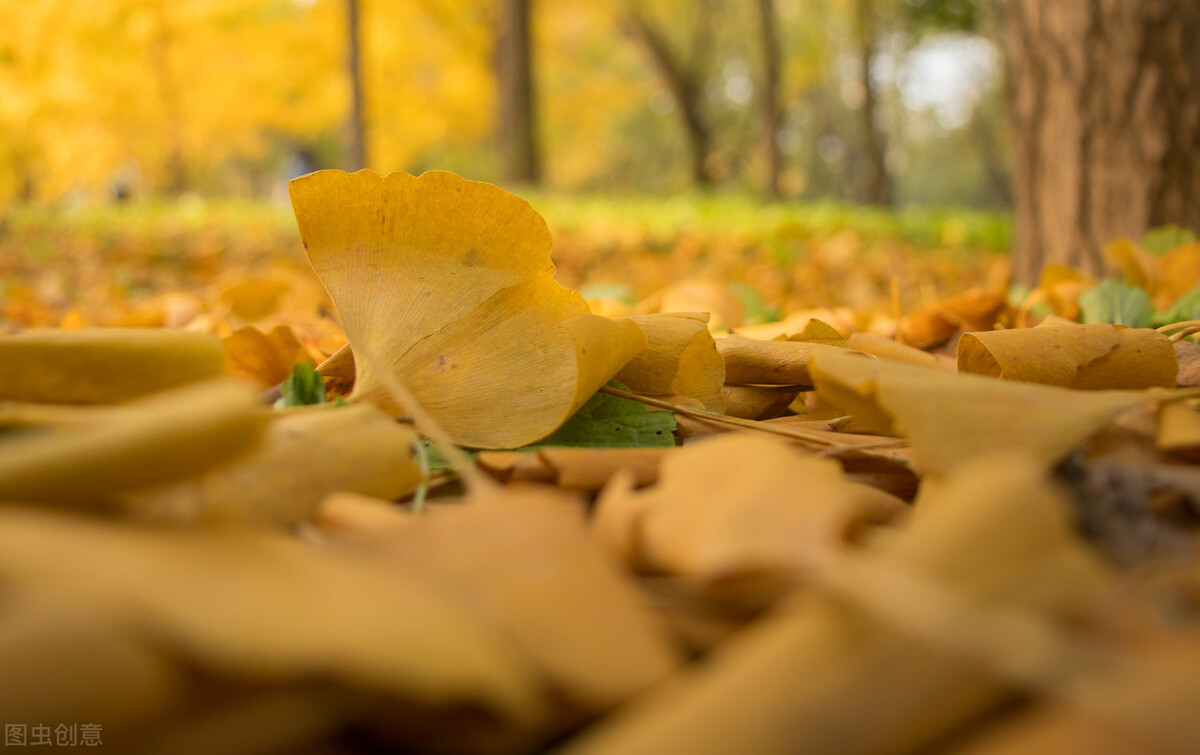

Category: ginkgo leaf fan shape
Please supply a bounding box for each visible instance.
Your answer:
[289,170,646,449]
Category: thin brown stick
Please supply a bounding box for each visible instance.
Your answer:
[599,385,905,452]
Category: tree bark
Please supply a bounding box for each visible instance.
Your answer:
[626,8,715,187]
[1007,0,1200,285]
[345,0,367,170]
[853,0,891,206]
[756,0,783,198]
[495,0,541,184]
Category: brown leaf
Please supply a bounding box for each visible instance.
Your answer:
[717,334,848,387]
[617,312,725,412]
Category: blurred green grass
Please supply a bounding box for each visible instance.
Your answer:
[0,193,1010,330]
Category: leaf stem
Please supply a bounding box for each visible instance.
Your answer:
[598,385,903,451]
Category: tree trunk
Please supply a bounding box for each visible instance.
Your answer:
[345,0,367,171]
[626,8,715,187]
[495,0,541,185]
[853,0,891,206]
[1007,0,1200,286]
[756,0,783,198]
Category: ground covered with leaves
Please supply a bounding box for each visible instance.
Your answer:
[1,171,1199,754]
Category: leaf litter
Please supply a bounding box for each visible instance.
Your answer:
[2,171,1200,753]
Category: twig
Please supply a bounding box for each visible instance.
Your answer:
[598,385,905,452]
[1157,320,1200,342]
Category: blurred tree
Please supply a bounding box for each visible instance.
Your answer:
[494,0,540,184]
[852,0,891,206]
[756,0,782,197]
[624,0,717,187]
[345,0,367,170]
[1007,1,1200,284]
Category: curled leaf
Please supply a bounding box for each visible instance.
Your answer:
[289,170,646,448]
[717,334,847,387]
[616,312,725,412]
[958,323,1178,389]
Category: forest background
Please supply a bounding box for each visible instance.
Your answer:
[2,0,1197,329]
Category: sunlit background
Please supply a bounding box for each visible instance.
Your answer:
[0,0,1006,208]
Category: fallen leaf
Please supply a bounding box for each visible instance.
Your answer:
[717,334,847,387]
[223,324,310,390]
[360,491,682,712]
[1078,279,1155,328]
[564,453,1112,755]
[289,170,646,448]
[0,507,543,736]
[810,349,1152,475]
[786,319,848,347]
[530,381,676,448]
[0,378,268,504]
[1040,264,1093,321]
[593,434,906,580]
[616,312,725,412]
[897,288,1008,349]
[120,403,423,526]
[958,323,1178,389]
[0,328,228,404]
[720,385,800,419]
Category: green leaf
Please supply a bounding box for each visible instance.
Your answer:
[1078,279,1154,328]
[529,380,676,449]
[274,362,327,408]
[1142,224,1196,255]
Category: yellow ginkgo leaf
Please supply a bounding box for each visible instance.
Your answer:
[593,435,906,580]
[121,403,423,526]
[0,507,543,732]
[958,323,1178,389]
[810,349,1151,475]
[223,324,311,389]
[0,379,268,504]
[289,170,646,449]
[0,328,228,404]
[616,312,725,412]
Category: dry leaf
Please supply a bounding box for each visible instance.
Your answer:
[593,434,906,580]
[0,328,228,404]
[120,403,423,526]
[717,334,847,387]
[720,385,801,419]
[616,312,725,412]
[1104,238,1163,298]
[1040,264,1093,321]
[1158,242,1200,305]
[0,507,543,734]
[897,289,1008,349]
[223,324,311,390]
[958,323,1177,389]
[565,453,1112,755]
[0,379,268,504]
[361,491,681,712]
[289,170,646,448]
[786,318,848,347]
[810,349,1152,475]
